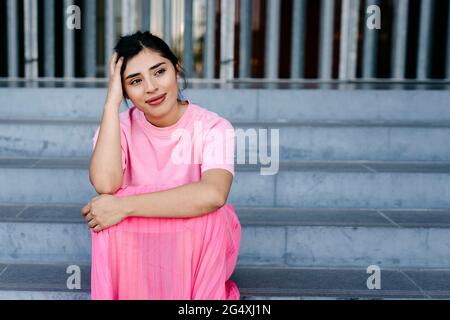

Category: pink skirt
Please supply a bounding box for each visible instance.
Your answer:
[90,184,241,300]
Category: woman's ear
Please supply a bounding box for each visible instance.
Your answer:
[176,63,182,76]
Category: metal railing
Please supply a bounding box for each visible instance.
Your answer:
[2,0,450,82]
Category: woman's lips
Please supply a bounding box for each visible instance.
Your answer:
[146,94,166,106]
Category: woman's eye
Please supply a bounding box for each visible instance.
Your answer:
[156,69,166,76]
[130,79,141,85]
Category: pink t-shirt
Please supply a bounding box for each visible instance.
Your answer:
[92,101,235,189]
[90,101,241,300]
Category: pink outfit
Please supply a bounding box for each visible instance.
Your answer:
[90,102,241,300]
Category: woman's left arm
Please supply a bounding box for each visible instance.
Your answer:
[124,168,232,218]
[82,169,233,232]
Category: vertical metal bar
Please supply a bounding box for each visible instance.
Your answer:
[391,0,408,79]
[339,0,359,80]
[105,0,115,77]
[362,0,379,79]
[122,0,137,35]
[265,0,280,79]
[447,1,450,79]
[220,0,235,81]
[84,0,97,78]
[174,0,180,53]
[203,0,215,79]
[130,0,137,33]
[24,0,31,78]
[290,0,306,79]
[141,0,151,31]
[319,0,335,79]
[183,0,193,78]
[417,0,434,80]
[7,0,19,78]
[121,0,128,35]
[32,0,38,78]
[163,0,172,47]
[339,0,350,80]
[349,0,360,80]
[150,0,162,36]
[64,0,75,78]
[24,0,39,79]
[239,0,252,78]
[44,0,55,77]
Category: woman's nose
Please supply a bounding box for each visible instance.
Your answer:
[144,77,158,92]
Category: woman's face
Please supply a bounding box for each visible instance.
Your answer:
[121,48,181,124]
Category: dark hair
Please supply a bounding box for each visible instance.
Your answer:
[113,31,187,105]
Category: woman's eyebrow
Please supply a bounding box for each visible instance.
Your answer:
[125,62,166,79]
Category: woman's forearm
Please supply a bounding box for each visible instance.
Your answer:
[120,181,225,218]
[89,103,124,194]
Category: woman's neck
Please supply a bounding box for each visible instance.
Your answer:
[145,99,188,128]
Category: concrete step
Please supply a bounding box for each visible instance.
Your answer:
[1,158,449,209]
[0,263,449,300]
[1,204,449,268]
[234,266,450,300]
[1,118,450,161]
[1,88,449,122]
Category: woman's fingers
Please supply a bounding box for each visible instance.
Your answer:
[81,204,90,216]
[93,225,102,233]
[114,57,124,78]
[85,212,94,222]
[105,54,125,106]
[88,219,97,228]
[82,207,95,226]
[109,52,117,77]
[109,53,124,79]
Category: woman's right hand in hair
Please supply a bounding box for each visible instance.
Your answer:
[105,52,125,108]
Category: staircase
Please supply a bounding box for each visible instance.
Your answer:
[1,86,450,300]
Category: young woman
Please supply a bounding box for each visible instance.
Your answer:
[82,31,241,300]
